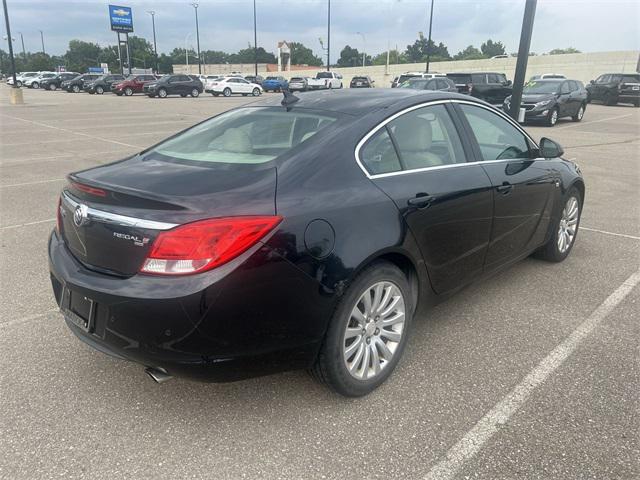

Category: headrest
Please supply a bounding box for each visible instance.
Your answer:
[392,117,433,151]
[220,128,252,153]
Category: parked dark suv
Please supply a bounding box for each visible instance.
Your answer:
[84,74,126,94]
[62,74,101,93]
[586,73,640,107]
[111,74,158,96]
[350,76,375,88]
[503,79,588,126]
[143,74,203,98]
[447,72,512,104]
[40,72,79,91]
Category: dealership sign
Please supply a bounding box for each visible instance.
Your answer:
[108,5,133,33]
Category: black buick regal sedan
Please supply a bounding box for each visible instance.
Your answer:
[49,89,584,396]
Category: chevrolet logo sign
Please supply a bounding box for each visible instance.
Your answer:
[113,9,129,16]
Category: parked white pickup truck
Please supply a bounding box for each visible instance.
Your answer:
[307,71,343,90]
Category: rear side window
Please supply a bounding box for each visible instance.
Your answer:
[360,129,401,175]
[460,104,530,161]
[149,108,336,165]
[621,75,640,83]
[471,74,486,84]
[447,74,471,84]
[386,104,466,170]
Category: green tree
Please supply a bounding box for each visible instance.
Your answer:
[337,45,369,67]
[64,40,102,73]
[289,42,323,66]
[453,45,485,61]
[200,50,229,64]
[228,47,276,63]
[405,33,450,63]
[371,49,408,65]
[126,36,155,70]
[548,47,581,55]
[480,39,506,57]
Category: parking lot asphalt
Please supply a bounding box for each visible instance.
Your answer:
[0,86,638,480]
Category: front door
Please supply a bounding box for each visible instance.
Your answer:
[455,103,557,270]
[359,103,494,294]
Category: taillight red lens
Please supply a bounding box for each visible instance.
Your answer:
[56,196,62,234]
[140,216,282,276]
[72,181,106,197]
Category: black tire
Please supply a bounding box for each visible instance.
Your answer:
[534,187,582,263]
[147,94,156,98]
[72,85,80,93]
[252,87,260,96]
[49,84,57,91]
[545,107,559,127]
[158,88,167,98]
[191,88,200,97]
[572,103,586,122]
[212,93,219,97]
[16,81,22,87]
[32,82,39,89]
[633,100,640,108]
[180,93,187,97]
[223,88,231,97]
[116,92,123,96]
[310,261,413,397]
[96,86,104,94]
[124,87,133,96]
[242,93,248,96]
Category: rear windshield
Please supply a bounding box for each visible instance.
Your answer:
[352,77,368,81]
[316,72,333,79]
[447,74,471,83]
[290,77,304,82]
[147,107,337,165]
[398,74,418,83]
[524,80,563,93]
[265,76,278,80]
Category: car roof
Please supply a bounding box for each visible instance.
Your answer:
[250,89,480,115]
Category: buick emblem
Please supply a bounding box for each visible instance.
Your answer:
[73,204,89,227]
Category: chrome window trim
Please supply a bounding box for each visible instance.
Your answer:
[354,98,539,180]
[61,191,178,231]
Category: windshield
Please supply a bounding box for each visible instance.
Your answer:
[147,107,337,165]
[524,80,563,94]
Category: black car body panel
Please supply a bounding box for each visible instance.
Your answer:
[586,73,640,106]
[49,89,584,382]
[40,72,79,90]
[84,74,125,94]
[503,79,588,123]
[62,74,101,92]
[143,74,203,97]
[447,72,512,104]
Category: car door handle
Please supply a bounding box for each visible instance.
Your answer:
[496,182,513,194]
[407,194,435,208]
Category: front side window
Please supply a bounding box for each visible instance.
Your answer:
[596,75,611,84]
[460,104,530,161]
[148,108,337,165]
[559,82,571,94]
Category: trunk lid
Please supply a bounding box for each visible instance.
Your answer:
[60,155,277,276]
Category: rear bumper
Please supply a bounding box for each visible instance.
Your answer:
[48,230,331,382]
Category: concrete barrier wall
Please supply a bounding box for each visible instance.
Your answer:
[176,50,639,87]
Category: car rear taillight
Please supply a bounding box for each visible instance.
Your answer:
[56,196,62,234]
[140,216,282,276]
[72,181,106,197]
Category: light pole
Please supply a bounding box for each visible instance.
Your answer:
[356,31,366,67]
[190,2,201,74]
[146,11,158,73]
[425,0,434,73]
[326,0,331,71]
[184,33,192,72]
[17,31,25,58]
[2,0,22,104]
[38,30,45,54]
[253,0,258,77]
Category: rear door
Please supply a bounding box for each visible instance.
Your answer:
[359,102,494,294]
[455,102,557,270]
[557,81,572,116]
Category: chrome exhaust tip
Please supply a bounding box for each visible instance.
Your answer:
[145,367,173,384]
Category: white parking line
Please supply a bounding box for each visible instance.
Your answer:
[424,268,640,480]
[0,113,141,148]
[555,113,633,130]
[0,309,58,330]
[581,226,640,241]
[2,178,64,188]
[1,218,55,230]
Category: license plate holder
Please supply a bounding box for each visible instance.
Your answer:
[61,286,95,332]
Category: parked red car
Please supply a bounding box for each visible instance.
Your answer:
[111,74,159,96]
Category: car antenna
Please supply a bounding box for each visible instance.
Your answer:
[281,88,299,111]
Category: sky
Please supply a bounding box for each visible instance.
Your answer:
[3,0,640,62]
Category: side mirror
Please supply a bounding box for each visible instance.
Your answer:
[506,80,512,86]
[589,80,595,84]
[539,137,564,158]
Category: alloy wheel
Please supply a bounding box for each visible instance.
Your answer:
[191,88,199,97]
[557,196,579,253]
[72,85,80,93]
[125,88,133,96]
[343,281,406,380]
[158,88,167,98]
[577,106,584,120]
[550,109,558,126]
